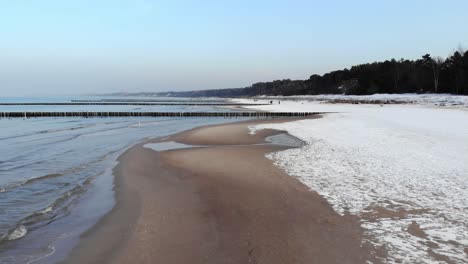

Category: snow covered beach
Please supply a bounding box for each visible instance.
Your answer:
[254,93,468,108]
[235,95,468,263]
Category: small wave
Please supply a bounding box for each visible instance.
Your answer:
[1,184,88,243]
[23,173,63,185]
[0,173,64,193]
[37,124,93,135]
[1,146,121,193]
[0,124,93,142]
[31,185,86,220]
[19,133,82,145]
[7,225,27,241]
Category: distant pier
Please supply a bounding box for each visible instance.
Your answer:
[0,112,320,118]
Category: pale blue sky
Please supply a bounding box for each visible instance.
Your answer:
[1,0,467,95]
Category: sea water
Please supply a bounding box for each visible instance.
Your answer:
[0,96,240,263]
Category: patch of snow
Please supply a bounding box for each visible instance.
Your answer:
[238,98,468,263]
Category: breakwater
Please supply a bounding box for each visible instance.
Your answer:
[0,112,320,118]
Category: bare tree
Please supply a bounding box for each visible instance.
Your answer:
[432,57,444,93]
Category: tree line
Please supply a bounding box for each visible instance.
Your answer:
[162,49,468,97]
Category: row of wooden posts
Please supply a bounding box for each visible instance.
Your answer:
[0,112,319,118]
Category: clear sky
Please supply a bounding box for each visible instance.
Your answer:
[1,0,467,96]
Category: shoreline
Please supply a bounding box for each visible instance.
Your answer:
[63,118,370,263]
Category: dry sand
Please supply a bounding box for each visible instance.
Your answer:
[64,119,369,264]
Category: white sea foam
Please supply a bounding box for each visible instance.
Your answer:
[7,225,27,241]
[39,206,53,214]
[239,98,468,263]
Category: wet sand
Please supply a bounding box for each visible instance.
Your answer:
[64,118,369,264]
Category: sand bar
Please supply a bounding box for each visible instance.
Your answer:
[63,118,370,264]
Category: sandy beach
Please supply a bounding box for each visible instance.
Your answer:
[63,118,370,264]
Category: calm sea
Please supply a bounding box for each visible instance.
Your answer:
[0,96,239,263]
